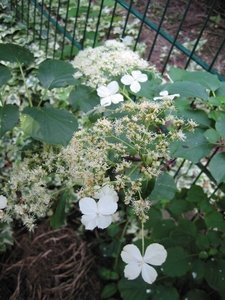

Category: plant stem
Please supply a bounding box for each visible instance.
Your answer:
[142,221,145,256]
[19,63,33,107]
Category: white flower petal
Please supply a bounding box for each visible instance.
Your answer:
[144,243,167,266]
[137,73,148,82]
[107,81,119,94]
[124,262,142,280]
[81,214,97,230]
[100,96,112,106]
[141,263,158,284]
[98,196,118,215]
[121,244,142,263]
[96,214,112,229]
[94,185,119,202]
[131,70,142,79]
[159,90,169,96]
[153,96,162,101]
[121,74,134,85]
[0,195,7,209]
[79,197,97,214]
[130,81,141,93]
[97,86,110,98]
[111,94,124,104]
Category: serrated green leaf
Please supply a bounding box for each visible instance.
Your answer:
[215,115,225,140]
[101,283,117,299]
[163,247,190,277]
[183,289,209,300]
[152,286,179,300]
[187,185,207,203]
[171,219,197,243]
[0,43,34,64]
[195,234,210,250]
[0,63,11,86]
[37,59,77,89]
[191,259,206,280]
[0,104,19,137]
[98,268,119,280]
[169,67,221,92]
[118,277,149,300]
[149,172,177,201]
[204,128,220,143]
[21,105,78,145]
[162,81,208,100]
[205,210,225,232]
[144,207,162,228]
[169,199,194,215]
[69,85,100,112]
[50,193,67,229]
[151,219,176,239]
[205,259,225,292]
[209,153,225,184]
[169,128,213,163]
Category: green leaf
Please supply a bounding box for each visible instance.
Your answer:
[183,289,209,300]
[171,219,197,243]
[149,172,177,201]
[101,283,117,299]
[162,81,208,101]
[21,105,78,145]
[118,277,149,300]
[69,85,100,112]
[187,185,206,203]
[215,115,225,140]
[204,128,220,144]
[144,207,162,228]
[195,234,210,250]
[98,268,119,280]
[191,259,206,280]
[50,193,67,229]
[176,109,210,128]
[205,210,225,232]
[0,104,19,137]
[163,247,190,277]
[0,64,11,86]
[169,128,213,163]
[169,199,194,215]
[152,285,179,300]
[169,67,221,92]
[209,153,225,184]
[151,219,176,239]
[205,259,225,292]
[37,59,77,89]
[0,43,34,64]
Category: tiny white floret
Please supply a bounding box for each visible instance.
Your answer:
[121,70,148,93]
[153,90,180,101]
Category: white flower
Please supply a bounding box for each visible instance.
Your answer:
[79,196,118,230]
[0,195,7,209]
[153,90,180,101]
[94,184,119,202]
[121,35,133,45]
[97,81,124,106]
[121,243,167,284]
[121,70,148,93]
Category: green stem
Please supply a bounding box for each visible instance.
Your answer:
[37,87,48,107]
[142,221,145,256]
[19,63,33,107]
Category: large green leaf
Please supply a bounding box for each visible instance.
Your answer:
[209,153,225,184]
[149,172,177,201]
[118,277,149,300]
[183,289,209,300]
[152,285,179,300]
[37,59,77,89]
[169,67,221,92]
[171,219,197,243]
[169,128,213,163]
[0,43,34,64]
[215,115,225,139]
[205,210,225,232]
[205,259,225,292]
[0,104,19,137]
[151,219,176,239]
[161,81,208,101]
[21,105,78,145]
[0,64,11,87]
[163,247,190,277]
[69,85,100,112]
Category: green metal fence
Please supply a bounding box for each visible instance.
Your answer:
[8,0,225,81]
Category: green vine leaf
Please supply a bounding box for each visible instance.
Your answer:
[118,277,149,300]
[163,247,190,277]
[149,172,177,201]
[209,153,225,184]
[205,259,225,292]
[37,59,78,89]
[0,43,34,64]
[0,64,11,87]
[0,104,19,137]
[21,105,78,145]
[152,285,179,300]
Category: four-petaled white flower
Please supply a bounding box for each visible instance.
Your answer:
[79,196,118,230]
[153,90,180,101]
[94,184,119,202]
[121,243,167,284]
[0,195,7,209]
[121,70,148,93]
[97,81,124,106]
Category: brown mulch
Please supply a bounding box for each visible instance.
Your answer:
[0,221,103,300]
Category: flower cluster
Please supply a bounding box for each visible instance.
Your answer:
[71,39,155,87]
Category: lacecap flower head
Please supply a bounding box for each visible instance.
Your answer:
[121,243,167,284]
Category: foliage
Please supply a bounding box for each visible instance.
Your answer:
[0,38,225,300]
